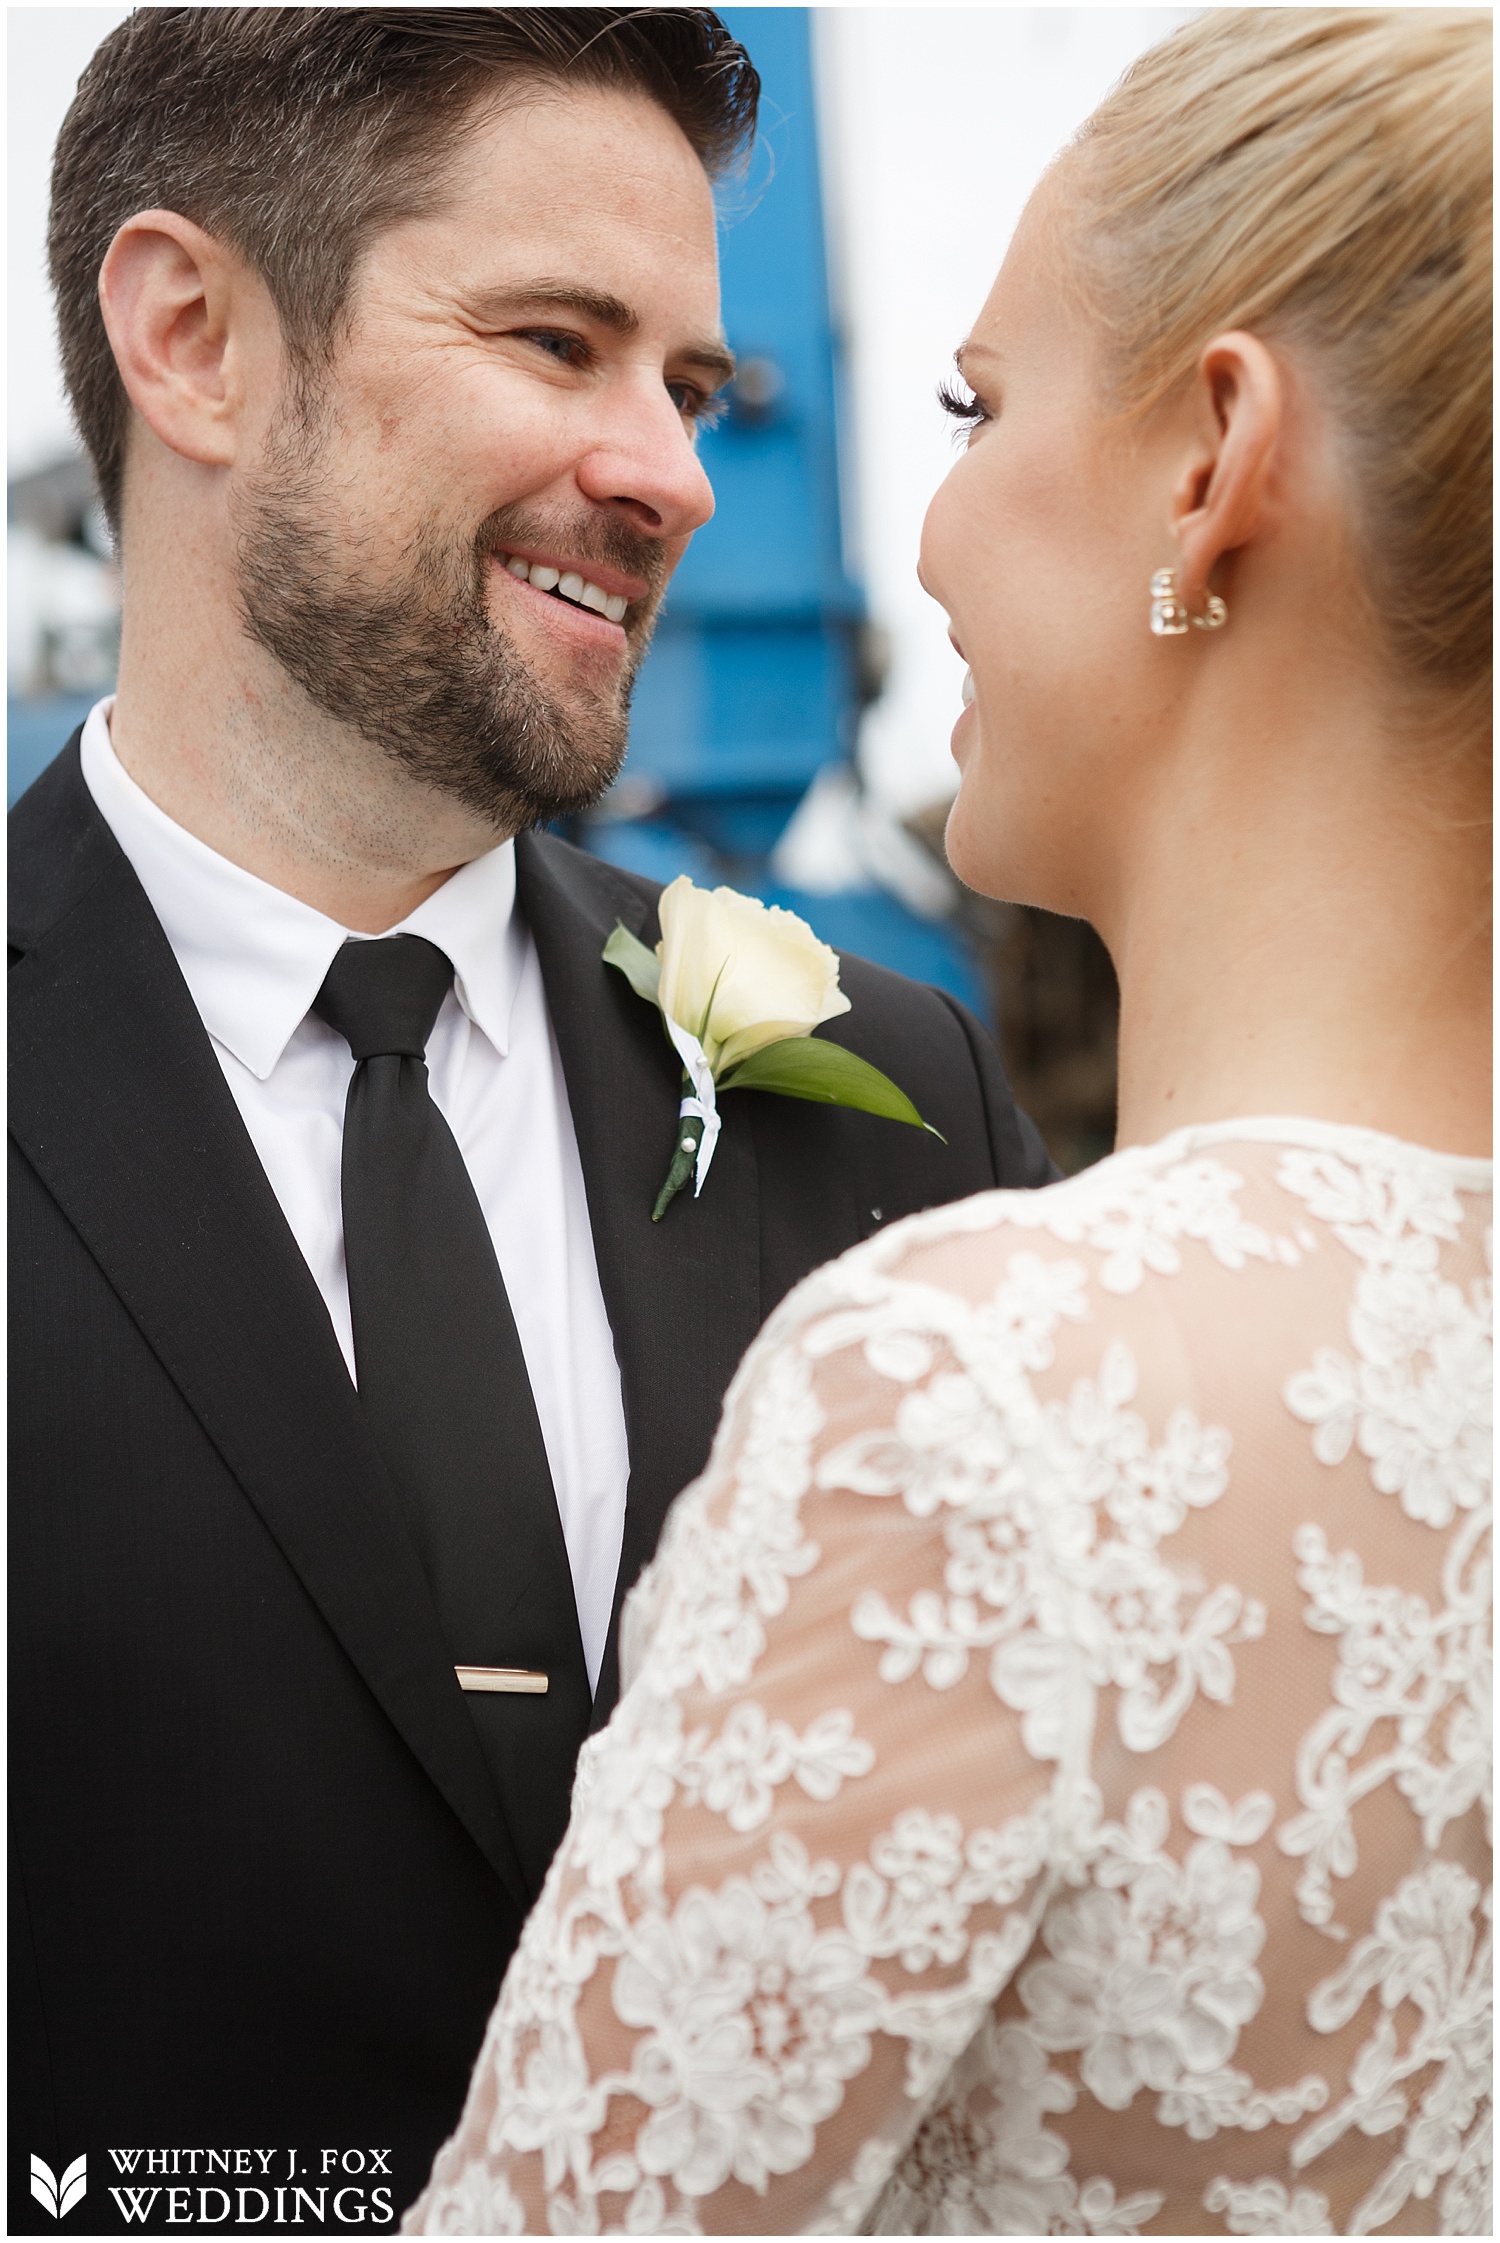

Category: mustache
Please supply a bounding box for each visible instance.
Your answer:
[474,504,670,605]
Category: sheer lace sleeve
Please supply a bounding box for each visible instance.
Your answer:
[407,1122,1491,2237]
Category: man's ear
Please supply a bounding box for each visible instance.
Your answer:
[98,210,256,472]
[1170,330,1285,617]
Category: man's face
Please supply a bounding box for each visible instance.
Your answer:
[233,85,728,833]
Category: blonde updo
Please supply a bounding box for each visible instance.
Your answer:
[1071,8,1491,741]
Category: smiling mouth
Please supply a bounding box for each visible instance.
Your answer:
[499,552,631,626]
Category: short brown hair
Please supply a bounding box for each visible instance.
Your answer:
[49,6,759,530]
[1070,8,1491,740]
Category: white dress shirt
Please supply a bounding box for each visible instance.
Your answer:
[80,698,629,1691]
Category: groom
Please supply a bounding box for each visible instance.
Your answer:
[10,9,1049,2231]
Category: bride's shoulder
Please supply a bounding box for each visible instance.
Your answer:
[763,1113,1492,1363]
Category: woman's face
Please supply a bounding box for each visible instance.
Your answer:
[920,174,1184,919]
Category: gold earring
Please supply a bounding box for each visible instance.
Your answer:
[1150,566,1227,635]
[1149,567,1189,635]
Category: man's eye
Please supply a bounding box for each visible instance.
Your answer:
[519,329,588,366]
[668,381,728,428]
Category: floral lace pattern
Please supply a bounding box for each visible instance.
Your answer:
[407,1121,1491,2237]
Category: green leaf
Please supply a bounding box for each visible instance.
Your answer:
[719,1036,944,1138]
[602,922,661,1009]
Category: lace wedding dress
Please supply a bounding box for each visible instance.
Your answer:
[408,1119,1491,2237]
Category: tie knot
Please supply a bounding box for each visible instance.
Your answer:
[314,936,455,1061]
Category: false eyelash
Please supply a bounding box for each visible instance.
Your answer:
[937,374,986,424]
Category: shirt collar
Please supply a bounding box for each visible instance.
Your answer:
[79,697,524,1080]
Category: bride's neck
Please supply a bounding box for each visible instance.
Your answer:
[1104,699,1492,1159]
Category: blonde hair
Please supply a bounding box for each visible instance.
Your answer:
[1071,8,1491,740]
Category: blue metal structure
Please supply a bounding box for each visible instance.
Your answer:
[616,4,861,841]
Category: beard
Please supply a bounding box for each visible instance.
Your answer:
[231,419,667,833]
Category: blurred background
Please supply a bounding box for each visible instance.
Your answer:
[10,5,1189,1171]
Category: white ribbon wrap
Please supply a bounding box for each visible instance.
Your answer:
[663,1014,722,1198]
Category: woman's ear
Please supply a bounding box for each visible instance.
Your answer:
[98,210,248,473]
[1170,330,1285,617]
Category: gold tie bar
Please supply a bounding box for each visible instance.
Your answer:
[455,1665,549,1695]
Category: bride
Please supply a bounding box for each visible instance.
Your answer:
[409,10,1491,2234]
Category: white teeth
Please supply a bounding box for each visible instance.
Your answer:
[505,556,628,622]
[961,668,975,707]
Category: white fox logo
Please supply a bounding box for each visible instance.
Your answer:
[30,2155,86,2220]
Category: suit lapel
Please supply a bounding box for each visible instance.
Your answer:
[517,832,763,1718]
[9,750,530,1912]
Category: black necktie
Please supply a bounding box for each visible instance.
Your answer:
[314,934,590,1890]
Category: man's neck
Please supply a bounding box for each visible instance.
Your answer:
[109,604,507,934]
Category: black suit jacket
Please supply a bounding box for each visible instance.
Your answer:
[9,739,1051,2234]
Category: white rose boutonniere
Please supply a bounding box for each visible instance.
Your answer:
[604,875,941,1220]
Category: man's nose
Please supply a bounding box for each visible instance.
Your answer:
[573,379,716,541]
